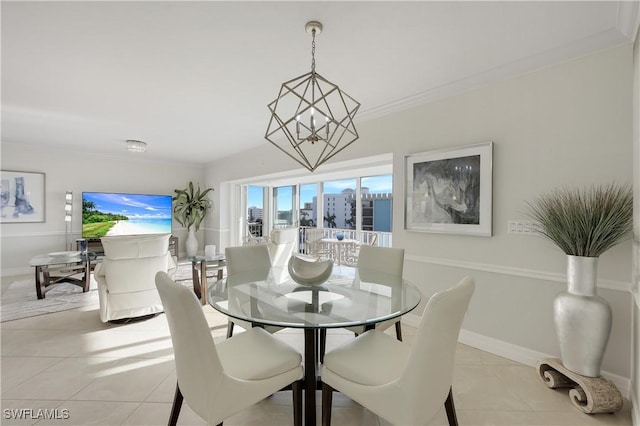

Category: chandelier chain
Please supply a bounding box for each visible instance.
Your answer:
[311,29,316,73]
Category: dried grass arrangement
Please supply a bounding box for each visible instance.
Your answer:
[526,184,632,257]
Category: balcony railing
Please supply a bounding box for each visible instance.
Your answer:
[246,223,392,253]
[297,226,391,253]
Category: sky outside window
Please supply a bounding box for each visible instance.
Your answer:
[275,186,293,212]
[361,175,392,193]
[300,184,317,208]
[248,185,263,208]
[324,179,356,194]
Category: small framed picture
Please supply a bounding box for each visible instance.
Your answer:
[405,142,493,236]
[1,170,46,223]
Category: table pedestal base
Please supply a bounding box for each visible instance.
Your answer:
[536,358,622,414]
[304,329,319,426]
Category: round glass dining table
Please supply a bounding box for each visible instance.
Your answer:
[207,264,421,426]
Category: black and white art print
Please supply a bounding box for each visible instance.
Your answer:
[1,170,46,223]
[405,142,493,236]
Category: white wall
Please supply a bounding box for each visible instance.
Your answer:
[389,44,633,381]
[207,45,634,382]
[0,143,205,276]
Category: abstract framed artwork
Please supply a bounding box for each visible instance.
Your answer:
[1,170,46,223]
[405,142,493,236]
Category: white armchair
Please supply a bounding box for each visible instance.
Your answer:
[94,234,176,322]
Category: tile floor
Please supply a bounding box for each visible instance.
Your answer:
[0,274,633,426]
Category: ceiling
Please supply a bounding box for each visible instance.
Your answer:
[2,1,638,166]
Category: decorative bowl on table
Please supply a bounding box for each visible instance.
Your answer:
[288,255,333,286]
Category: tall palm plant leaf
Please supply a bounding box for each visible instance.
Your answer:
[526,184,632,257]
[173,181,214,232]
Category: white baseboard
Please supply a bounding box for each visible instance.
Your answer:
[401,313,631,399]
[1,267,32,278]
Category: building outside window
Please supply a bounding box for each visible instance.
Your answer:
[244,173,393,240]
[323,179,356,229]
[299,183,317,226]
[247,185,265,237]
[361,175,393,232]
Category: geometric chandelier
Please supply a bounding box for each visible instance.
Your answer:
[265,21,361,172]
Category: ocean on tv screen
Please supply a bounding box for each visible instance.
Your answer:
[82,192,172,238]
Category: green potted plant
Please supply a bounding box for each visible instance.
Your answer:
[527,183,632,377]
[173,181,214,257]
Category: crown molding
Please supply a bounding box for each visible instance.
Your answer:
[358,8,636,124]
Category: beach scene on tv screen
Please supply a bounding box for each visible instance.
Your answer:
[82,192,172,238]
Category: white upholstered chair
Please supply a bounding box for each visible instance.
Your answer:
[319,245,404,361]
[155,272,303,426]
[353,245,405,339]
[224,244,281,337]
[94,233,176,322]
[226,244,272,278]
[321,276,475,426]
[267,227,299,268]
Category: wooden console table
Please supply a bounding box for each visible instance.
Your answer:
[536,358,623,414]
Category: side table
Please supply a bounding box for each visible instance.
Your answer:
[30,252,97,299]
[190,255,226,305]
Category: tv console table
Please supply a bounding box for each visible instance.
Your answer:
[77,235,179,258]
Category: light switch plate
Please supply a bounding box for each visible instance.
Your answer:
[508,220,541,234]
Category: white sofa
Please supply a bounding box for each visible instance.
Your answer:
[94,234,176,322]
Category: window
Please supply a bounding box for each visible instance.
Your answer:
[237,154,393,247]
[361,175,393,232]
[323,179,356,229]
[246,185,266,237]
[299,183,318,227]
[273,185,295,228]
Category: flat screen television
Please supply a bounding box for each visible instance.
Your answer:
[82,192,172,239]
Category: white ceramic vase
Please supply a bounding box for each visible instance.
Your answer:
[553,255,612,377]
[185,228,198,257]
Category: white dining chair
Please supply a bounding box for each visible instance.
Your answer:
[319,245,405,361]
[225,244,281,337]
[352,245,405,339]
[321,276,475,426]
[268,227,298,268]
[155,271,303,426]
